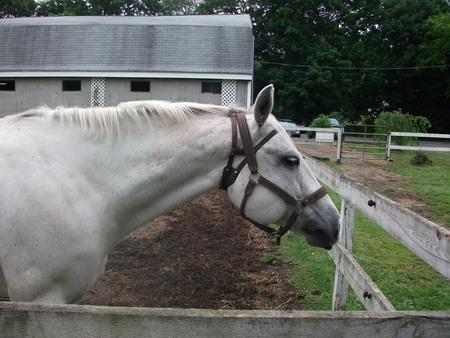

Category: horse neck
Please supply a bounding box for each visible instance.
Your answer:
[101,113,232,241]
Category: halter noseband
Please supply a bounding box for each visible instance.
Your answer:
[220,112,328,245]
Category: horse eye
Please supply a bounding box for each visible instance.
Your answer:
[283,156,300,167]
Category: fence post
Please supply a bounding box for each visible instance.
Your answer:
[386,132,392,163]
[332,198,355,311]
[336,128,343,163]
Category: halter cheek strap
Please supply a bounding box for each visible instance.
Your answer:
[220,112,328,245]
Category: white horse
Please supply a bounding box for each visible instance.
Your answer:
[0,85,339,304]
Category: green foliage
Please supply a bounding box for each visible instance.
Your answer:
[195,0,249,14]
[308,114,332,138]
[418,13,450,99]
[261,252,278,265]
[374,110,431,145]
[35,0,195,16]
[253,0,450,131]
[418,14,450,67]
[0,0,36,17]
[410,151,433,165]
[310,114,333,128]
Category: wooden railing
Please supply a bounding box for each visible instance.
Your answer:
[389,132,450,152]
[1,302,449,337]
[303,155,450,311]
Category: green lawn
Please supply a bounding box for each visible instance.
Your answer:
[277,154,450,311]
[381,150,450,226]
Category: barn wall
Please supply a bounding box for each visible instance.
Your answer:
[0,78,91,116]
[0,78,251,117]
[106,78,225,106]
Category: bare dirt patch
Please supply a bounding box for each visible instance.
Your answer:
[78,190,303,310]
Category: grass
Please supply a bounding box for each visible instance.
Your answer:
[380,150,450,226]
[278,185,450,311]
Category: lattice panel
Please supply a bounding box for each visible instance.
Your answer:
[221,80,237,106]
[91,77,106,107]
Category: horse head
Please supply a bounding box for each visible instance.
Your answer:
[225,85,340,249]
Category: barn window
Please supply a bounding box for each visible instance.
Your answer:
[0,80,15,91]
[130,81,150,92]
[201,82,221,94]
[62,80,81,91]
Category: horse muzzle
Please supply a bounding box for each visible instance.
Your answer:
[302,214,340,250]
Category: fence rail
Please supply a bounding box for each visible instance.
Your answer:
[389,132,450,152]
[304,155,450,280]
[300,128,450,161]
[1,302,449,337]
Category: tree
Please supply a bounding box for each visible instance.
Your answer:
[195,0,252,14]
[0,0,37,18]
[35,0,197,16]
[252,1,356,121]
[419,14,450,67]
[162,0,199,15]
[251,0,449,131]
[364,0,449,132]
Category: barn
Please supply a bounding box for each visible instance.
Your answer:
[0,15,254,117]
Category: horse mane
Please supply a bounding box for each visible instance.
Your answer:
[17,100,245,137]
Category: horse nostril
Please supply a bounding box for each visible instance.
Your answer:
[333,223,340,242]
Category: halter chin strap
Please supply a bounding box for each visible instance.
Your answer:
[220,112,328,245]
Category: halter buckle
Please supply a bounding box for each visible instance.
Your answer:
[293,200,306,215]
[248,171,261,184]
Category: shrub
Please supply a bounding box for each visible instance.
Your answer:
[410,151,433,165]
[374,110,431,145]
[308,114,332,138]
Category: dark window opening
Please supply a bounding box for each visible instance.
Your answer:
[201,82,221,94]
[131,81,150,92]
[62,80,81,91]
[0,80,15,91]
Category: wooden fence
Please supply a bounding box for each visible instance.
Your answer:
[300,127,450,162]
[1,302,449,337]
[303,155,450,311]
[389,132,450,152]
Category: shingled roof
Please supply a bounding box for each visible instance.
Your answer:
[0,15,253,77]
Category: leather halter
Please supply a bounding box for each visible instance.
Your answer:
[220,112,328,245]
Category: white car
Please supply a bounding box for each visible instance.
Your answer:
[280,121,301,137]
[328,118,341,128]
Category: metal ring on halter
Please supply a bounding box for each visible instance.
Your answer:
[248,171,261,184]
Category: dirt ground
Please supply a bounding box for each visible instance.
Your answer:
[78,190,303,309]
[78,141,432,310]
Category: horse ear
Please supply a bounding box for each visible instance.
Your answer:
[253,84,274,127]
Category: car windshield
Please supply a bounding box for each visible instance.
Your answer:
[328,118,339,127]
